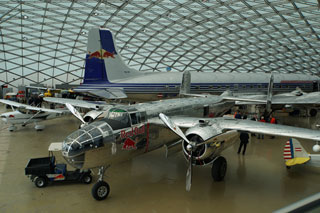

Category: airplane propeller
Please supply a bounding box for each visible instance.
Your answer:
[66,103,86,125]
[159,113,196,191]
[186,150,193,191]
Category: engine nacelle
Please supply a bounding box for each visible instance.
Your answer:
[313,144,320,152]
[83,110,103,123]
[183,122,221,166]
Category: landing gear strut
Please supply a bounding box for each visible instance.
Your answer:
[211,156,227,181]
[91,166,110,201]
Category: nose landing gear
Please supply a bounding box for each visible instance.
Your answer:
[91,165,111,201]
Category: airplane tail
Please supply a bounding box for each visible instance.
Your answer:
[283,138,310,167]
[179,70,191,96]
[83,28,142,84]
[266,72,274,113]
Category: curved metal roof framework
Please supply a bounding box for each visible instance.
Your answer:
[0,0,320,88]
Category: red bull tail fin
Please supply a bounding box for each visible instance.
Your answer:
[283,138,310,167]
[83,28,141,84]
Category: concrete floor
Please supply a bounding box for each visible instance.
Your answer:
[0,105,320,212]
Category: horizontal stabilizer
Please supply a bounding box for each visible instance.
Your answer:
[285,157,310,167]
[88,88,127,99]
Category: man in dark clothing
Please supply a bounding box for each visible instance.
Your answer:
[238,131,249,155]
[234,110,242,119]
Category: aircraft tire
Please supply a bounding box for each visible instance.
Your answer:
[82,174,92,184]
[211,156,227,182]
[91,181,110,201]
[34,176,47,188]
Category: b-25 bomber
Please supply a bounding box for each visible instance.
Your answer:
[49,91,320,201]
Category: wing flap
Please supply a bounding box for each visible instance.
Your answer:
[88,88,127,99]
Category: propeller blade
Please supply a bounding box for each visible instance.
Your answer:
[159,113,192,145]
[186,151,193,191]
[159,113,194,191]
[111,142,117,155]
[66,103,86,124]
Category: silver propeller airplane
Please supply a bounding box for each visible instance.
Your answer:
[47,92,320,201]
[0,99,68,131]
[74,28,320,100]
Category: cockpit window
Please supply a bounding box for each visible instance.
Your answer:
[130,112,141,125]
[106,108,131,129]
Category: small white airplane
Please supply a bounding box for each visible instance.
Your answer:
[0,99,68,131]
[74,28,320,100]
[284,138,320,168]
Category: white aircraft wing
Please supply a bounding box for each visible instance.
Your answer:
[159,115,320,141]
[44,97,112,110]
[236,92,320,105]
[222,96,267,104]
[214,118,320,141]
[0,99,64,113]
[87,88,127,99]
[271,92,320,105]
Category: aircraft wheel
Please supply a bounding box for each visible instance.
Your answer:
[91,181,110,201]
[34,176,47,188]
[82,174,92,184]
[211,156,227,181]
[286,166,291,169]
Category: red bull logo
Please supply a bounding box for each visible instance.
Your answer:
[88,51,101,59]
[122,138,137,150]
[120,125,145,139]
[88,49,116,59]
[103,50,115,58]
[120,125,145,150]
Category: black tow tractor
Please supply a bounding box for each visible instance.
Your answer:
[25,143,92,188]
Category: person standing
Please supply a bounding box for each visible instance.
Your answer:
[270,115,276,124]
[258,116,266,139]
[238,131,249,155]
[269,115,276,138]
[234,110,242,119]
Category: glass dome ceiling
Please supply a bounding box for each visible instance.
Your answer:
[0,0,319,88]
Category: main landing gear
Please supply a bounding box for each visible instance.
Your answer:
[211,156,227,182]
[91,166,110,201]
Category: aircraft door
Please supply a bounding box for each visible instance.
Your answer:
[203,105,209,117]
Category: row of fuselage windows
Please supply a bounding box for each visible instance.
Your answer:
[164,84,312,90]
[189,84,312,90]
